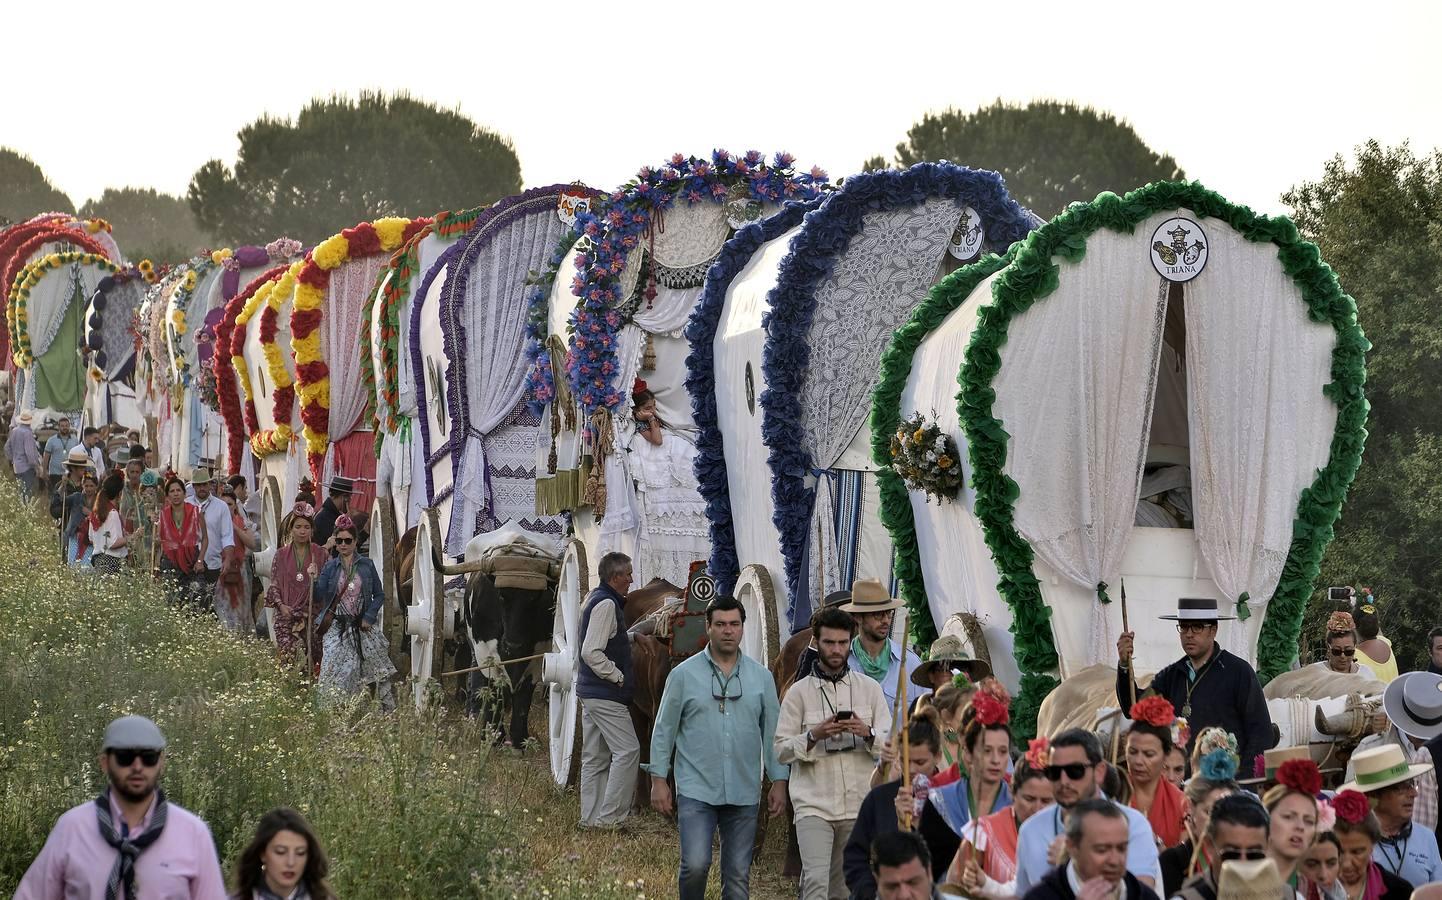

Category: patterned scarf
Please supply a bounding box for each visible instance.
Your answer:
[94,789,168,900]
[158,503,200,571]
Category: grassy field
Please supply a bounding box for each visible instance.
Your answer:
[0,479,797,898]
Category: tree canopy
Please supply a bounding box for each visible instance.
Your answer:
[876,100,1184,218]
[1287,140,1442,672]
[188,92,523,245]
[0,148,74,225]
[80,187,211,264]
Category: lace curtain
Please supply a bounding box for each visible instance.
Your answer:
[448,209,569,551]
[1183,225,1338,641]
[995,232,1169,615]
[321,254,388,488]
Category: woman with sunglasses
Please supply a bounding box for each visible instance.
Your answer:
[1313,612,1379,680]
[1124,697,1189,849]
[265,502,324,667]
[313,515,396,709]
[1262,759,1323,894]
[1331,790,1413,900]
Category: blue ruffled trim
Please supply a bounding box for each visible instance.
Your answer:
[683,199,819,597]
[759,162,1038,625]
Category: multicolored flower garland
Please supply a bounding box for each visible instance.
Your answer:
[166,259,221,386]
[1,225,111,363]
[9,251,121,366]
[521,228,587,416]
[563,150,827,414]
[291,216,428,482]
[217,265,288,473]
[249,263,302,457]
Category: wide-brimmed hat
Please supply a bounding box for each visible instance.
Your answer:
[911,634,992,687]
[65,446,91,467]
[1238,745,1311,785]
[328,476,354,496]
[190,466,216,484]
[841,578,904,614]
[1216,857,1284,900]
[16,411,32,425]
[1383,672,1442,741]
[108,447,130,465]
[1339,743,1434,794]
[1159,596,1235,622]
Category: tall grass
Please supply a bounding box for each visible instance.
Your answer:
[0,479,637,898]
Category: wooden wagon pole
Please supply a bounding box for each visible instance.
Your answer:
[440,651,548,679]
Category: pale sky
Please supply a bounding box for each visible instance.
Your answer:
[7,0,1439,218]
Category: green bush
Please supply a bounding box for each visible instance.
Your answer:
[0,480,638,898]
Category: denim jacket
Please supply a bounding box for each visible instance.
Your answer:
[314,555,384,626]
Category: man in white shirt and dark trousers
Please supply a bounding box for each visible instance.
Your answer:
[187,467,235,618]
[777,606,892,900]
[578,551,640,829]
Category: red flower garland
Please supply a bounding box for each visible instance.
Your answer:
[2,226,110,361]
[1332,789,1370,825]
[215,265,287,474]
[1276,758,1323,797]
[1131,696,1177,728]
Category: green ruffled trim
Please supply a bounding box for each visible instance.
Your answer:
[955,180,1367,711]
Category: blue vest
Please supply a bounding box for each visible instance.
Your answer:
[577,585,632,703]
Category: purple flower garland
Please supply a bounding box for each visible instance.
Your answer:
[564,151,827,416]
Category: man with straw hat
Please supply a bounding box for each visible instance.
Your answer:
[1348,671,1442,839]
[187,466,235,623]
[1340,744,1442,886]
[5,409,41,500]
[1117,597,1273,773]
[844,579,925,711]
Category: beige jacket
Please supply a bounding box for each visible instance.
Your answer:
[775,669,891,822]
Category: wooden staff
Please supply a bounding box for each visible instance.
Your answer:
[1121,578,1136,709]
[895,622,913,829]
[305,572,315,678]
[440,651,547,679]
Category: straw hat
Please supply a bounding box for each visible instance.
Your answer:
[16,411,32,425]
[911,634,992,687]
[1382,671,1442,741]
[1158,596,1235,621]
[1339,743,1434,794]
[1237,745,1313,784]
[64,446,91,468]
[191,466,216,484]
[1215,857,1287,900]
[840,578,904,614]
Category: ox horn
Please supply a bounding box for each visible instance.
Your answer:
[1315,693,1369,740]
[431,544,489,577]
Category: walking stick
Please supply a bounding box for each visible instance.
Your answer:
[1121,578,1136,709]
[895,623,913,829]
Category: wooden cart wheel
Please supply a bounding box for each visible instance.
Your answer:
[542,537,587,787]
[733,564,781,669]
[372,493,405,673]
[406,510,445,710]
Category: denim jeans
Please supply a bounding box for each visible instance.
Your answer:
[677,794,758,900]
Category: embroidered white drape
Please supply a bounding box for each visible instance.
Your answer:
[1183,224,1337,641]
[399,233,450,418]
[449,210,569,548]
[320,254,387,489]
[994,232,1168,605]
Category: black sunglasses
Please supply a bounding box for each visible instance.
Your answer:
[335,537,354,545]
[1218,848,1268,862]
[1045,762,1092,781]
[1329,647,1356,657]
[109,749,162,767]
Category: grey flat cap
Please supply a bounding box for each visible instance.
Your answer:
[101,715,167,751]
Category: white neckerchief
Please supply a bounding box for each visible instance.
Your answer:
[1065,862,1126,900]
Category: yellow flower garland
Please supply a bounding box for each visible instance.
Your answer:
[249,262,302,457]
[8,251,121,367]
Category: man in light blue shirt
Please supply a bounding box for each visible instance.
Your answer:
[41,416,78,492]
[1014,727,1160,896]
[649,594,789,900]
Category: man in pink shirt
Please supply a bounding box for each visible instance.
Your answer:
[15,715,227,900]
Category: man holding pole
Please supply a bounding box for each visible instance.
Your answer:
[1116,597,1273,774]
[845,579,926,712]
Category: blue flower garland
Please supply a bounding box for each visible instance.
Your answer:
[522,228,587,416]
[759,162,1038,625]
[683,198,821,597]
[565,151,827,416]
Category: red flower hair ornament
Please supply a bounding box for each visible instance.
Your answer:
[1131,696,1177,728]
[1024,737,1049,771]
[1276,758,1323,797]
[1332,789,1370,825]
[972,690,1010,727]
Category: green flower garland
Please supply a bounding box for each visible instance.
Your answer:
[872,181,1368,737]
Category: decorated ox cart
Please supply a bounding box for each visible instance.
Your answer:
[521,152,827,786]
[686,162,1038,677]
[83,266,150,431]
[160,253,232,477]
[870,181,1369,737]
[400,186,579,712]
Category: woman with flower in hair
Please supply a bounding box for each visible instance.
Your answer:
[314,515,395,709]
[626,380,710,587]
[1315,611,1379,679]
[907,678,975,789]
[1331,789,1413,900]
[1159,751,1241,897]
[949,741,1055,897]
[1126,695,1189,849]
[926,682,1013,838]
[264,502,324,666]
[1263,758,1323,893]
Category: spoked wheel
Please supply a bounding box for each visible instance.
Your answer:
[542,538,587,787]
[371,493,405,673]
[734,564,781,669]
[405,510,445,710]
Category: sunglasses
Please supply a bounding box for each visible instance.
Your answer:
[109,749,161,767]
[1045,762,1092,781]
[1329,647,1356,657]
[335,537,354,545]
[1218,848,1268,862]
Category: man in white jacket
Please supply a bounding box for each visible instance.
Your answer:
[777,606,892,900]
